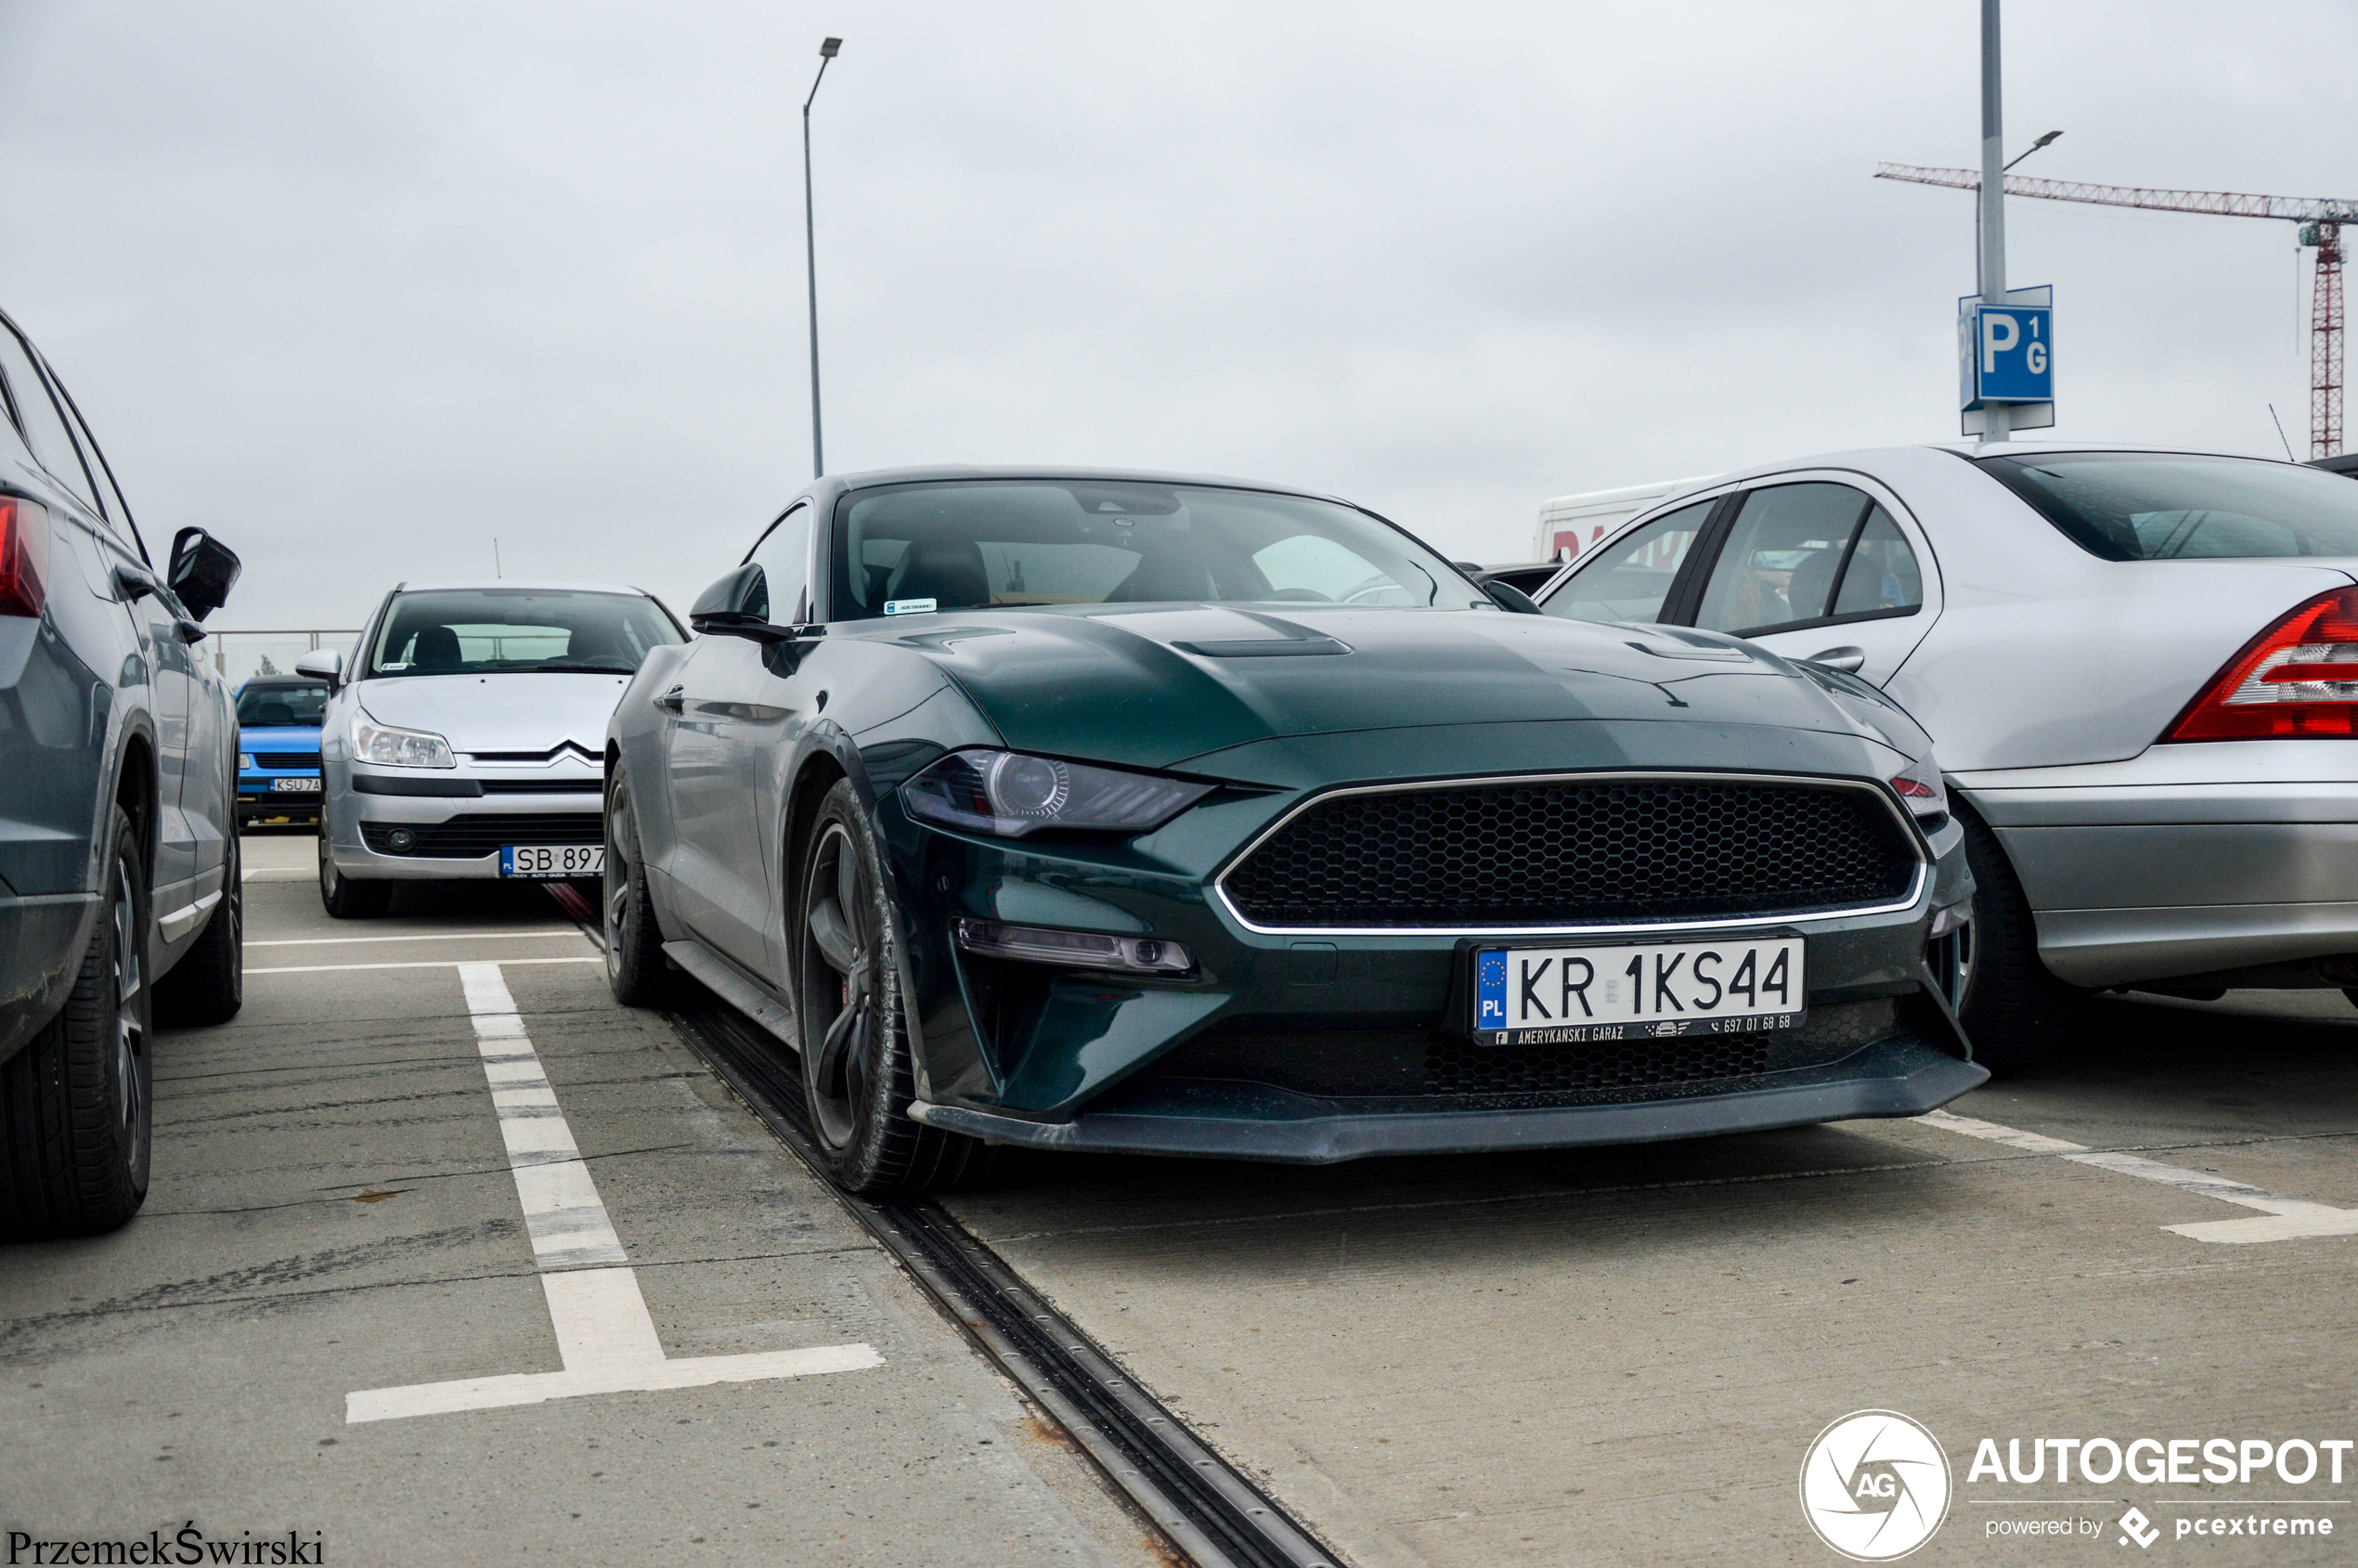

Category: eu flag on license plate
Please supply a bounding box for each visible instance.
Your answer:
[1476,950,1509,1030]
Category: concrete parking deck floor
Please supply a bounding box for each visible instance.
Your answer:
[0,831,1163,1567]
[6,828,2355,1566]
[943,998,2358,1567]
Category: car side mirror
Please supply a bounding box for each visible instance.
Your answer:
[294,649,343,691]
[1804,645,1867,674]
[166,526,241,622]
[689,564,792,643]
[1483,579,1543,615]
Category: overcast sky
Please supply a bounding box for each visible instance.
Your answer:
[3,1,2353,628]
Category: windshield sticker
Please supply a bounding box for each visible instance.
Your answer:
[883,598,938,616]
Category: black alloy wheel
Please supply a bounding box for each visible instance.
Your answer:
[0,805,153,1238]
[317,808,389,919]
[156,830,244,1026]
[603,771,675,1007]
[793,779,991,1194]
[1953,800,2076,1074]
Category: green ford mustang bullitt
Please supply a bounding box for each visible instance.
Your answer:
[602,468,1984,1193]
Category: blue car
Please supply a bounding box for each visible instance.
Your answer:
[235,675,329,823]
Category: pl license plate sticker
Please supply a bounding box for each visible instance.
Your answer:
[1473,936,1803,1045]
[500,845,605,878]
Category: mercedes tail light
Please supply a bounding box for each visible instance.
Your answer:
[0,497,48,619]
[2165,586,2358,741]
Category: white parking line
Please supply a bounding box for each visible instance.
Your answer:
[344,962,881,1422]
[1920,1108,2358,1243]
[247,930,587,948]
[252,956,603,975]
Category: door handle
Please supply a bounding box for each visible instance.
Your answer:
[1804,645,1866,674]
[654,685,685,713]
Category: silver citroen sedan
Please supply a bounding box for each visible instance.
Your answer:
[1529,445,2358,1069]
[301,580,683,916]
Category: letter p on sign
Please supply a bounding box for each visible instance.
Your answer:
[1981,312,2019,373]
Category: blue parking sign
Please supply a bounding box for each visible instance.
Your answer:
[1972,304,2053,403]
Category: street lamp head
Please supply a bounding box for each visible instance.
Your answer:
[2030,129,2061,151]
[820,37,841,58]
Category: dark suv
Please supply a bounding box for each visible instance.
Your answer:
[0,306,246,1238]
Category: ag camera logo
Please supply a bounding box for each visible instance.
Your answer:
[1800,1410,1953,1561]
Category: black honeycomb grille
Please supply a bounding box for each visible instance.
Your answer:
[1424,1032,1771,1098]
[1222,777,1917,929]
[362,811,602,857]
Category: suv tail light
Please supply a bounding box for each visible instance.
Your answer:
[0,497,49,619]
[2165,586,2358,741]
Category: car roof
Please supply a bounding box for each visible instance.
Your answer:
[390,580,659,595]
[819,465,1351,506]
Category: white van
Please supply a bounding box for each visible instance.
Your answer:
[1535,475,1715,564]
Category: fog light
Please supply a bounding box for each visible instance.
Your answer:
[953,917,1193,975]
[384,827,417,853]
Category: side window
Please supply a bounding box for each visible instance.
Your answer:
[53,380,133,535]
[1829,506,1924,618]
[1538,499,1714,625]
[1695,483,1875,636]
[747,505,812,626]
[0,325,101,512]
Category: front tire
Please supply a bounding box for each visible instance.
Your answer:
[318,811,389,919]
[0,805,153,1238]
[156,831,244,1026]
[603,771,676,1007]
[793,779,991,1195]
[1954,802,2076,1074]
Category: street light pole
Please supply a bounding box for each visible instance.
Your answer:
[1977,0,2010,441]
[803,37,841,478]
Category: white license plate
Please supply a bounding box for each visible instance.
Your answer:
[1473,936,1804,1044]
[268,776,321,793]
[500,845,604,878]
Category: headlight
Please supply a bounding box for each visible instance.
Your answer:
[1887,755,1948,823]
[353,713,456,769]
[900,748,1212,838]
[239,753,255,771]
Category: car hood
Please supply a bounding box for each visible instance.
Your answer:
[353,673,633,755]
[867,605,1918,772]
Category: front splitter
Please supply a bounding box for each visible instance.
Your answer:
[910,1035,1988,1164]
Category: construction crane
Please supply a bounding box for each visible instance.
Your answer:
[1876,162,2358,459]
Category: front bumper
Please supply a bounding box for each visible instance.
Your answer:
[1959,741,2358,987]
[325,767,602,881]
[885,745,1977,1162]
[912,1033,1984,1162]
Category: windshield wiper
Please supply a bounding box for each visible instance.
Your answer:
[515,663,639,675]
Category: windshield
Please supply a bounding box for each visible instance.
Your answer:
[367,589,683,679]
[1977,451,2358,561]
[236,682,329,726]
[826,480,1484,622]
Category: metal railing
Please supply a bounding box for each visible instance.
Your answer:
[207,629,361,689]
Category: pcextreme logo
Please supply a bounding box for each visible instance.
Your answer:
[1800,1410,1954,1562]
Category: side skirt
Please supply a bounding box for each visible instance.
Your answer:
[661,940,799,1052]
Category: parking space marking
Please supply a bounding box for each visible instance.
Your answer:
[252,955,602,975]
[1920,1108,2358,1243]
[247,930,588,947]
[343,962,881,1422]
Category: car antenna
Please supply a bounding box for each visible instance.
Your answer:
[2269,405,2299,462]
[494,537,503,577]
